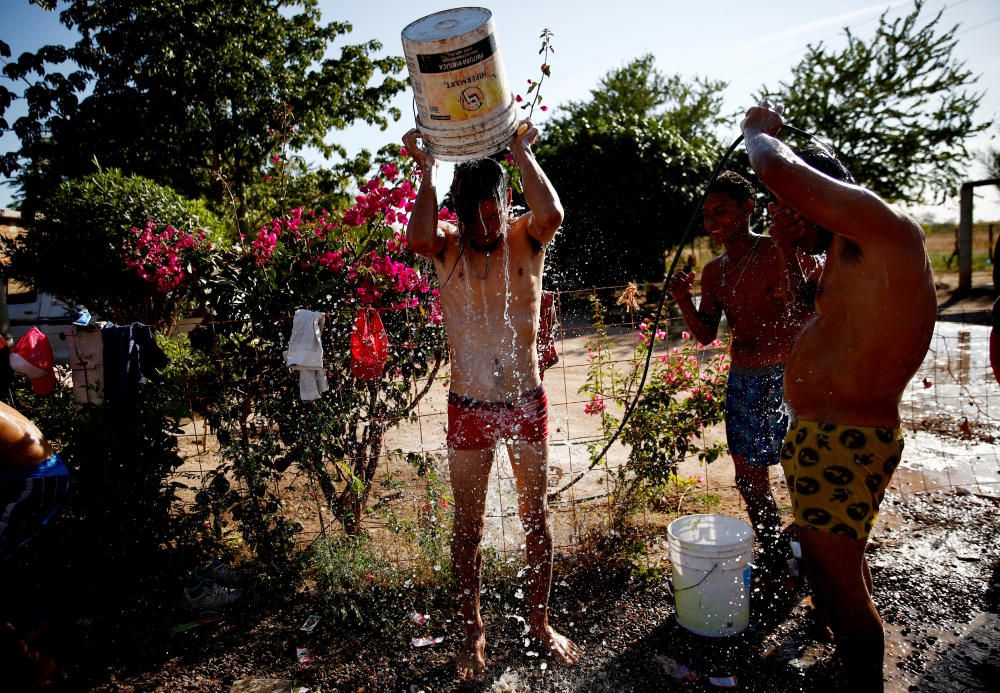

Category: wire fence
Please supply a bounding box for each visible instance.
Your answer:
[162,284,1000,568]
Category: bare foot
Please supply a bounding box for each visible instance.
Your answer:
[802,595,835,642]
[456,632,487,681]
[530,625,582,666]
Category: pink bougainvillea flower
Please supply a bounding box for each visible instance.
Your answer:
[380,162,399,180]
[682,331,691,340]
[584,395,608,416]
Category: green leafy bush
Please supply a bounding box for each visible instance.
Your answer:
[4,167,226,323]
[579,294,728,527]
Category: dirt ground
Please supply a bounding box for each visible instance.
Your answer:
[51,489,997,693]
[5,273,998,692]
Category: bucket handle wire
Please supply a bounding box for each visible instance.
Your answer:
[669,562,719,596]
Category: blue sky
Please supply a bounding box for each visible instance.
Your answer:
[2,0,998,220]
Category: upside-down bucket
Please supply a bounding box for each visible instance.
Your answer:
[401,7,518,162]
[667,514,754,637]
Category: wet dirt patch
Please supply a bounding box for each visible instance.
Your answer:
[65,490,996,692]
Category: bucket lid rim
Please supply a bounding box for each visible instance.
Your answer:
[666,513,754,544]
[401,7,493,43]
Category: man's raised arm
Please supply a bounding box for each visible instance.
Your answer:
[510,120,564,246]
[740,104,908,246]
[403,129,447,257]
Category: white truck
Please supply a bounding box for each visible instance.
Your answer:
[1,209,79,362]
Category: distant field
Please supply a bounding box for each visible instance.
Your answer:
[923,221,997,273]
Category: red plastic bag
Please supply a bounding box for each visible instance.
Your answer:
[351,308,389,380]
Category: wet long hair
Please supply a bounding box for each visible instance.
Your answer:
[450,158,508,232]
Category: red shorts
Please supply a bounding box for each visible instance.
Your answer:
[447,386,549,450]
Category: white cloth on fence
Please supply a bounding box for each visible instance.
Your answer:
[284,309,329,401]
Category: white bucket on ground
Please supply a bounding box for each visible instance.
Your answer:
[401,7,517,162]
[667,514,754,637]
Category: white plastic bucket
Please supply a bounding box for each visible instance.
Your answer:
[401,7,517,162]
[667,514,754,637]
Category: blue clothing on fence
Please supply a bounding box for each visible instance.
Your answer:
[102,323,169,409]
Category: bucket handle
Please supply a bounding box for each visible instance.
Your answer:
[671,562,719,594]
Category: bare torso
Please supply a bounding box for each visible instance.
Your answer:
[0,401,54,476]
[784,225,937,427]
[704,236,809,368]
[434,216,544,401]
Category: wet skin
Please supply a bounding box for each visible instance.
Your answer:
[0,401,53,476]
[404,123,581,680]
[743,102,937,691]
[670,193,818,369]
[669,189,818,559]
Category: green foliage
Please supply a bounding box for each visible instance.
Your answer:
[536,56,723,290]
[981,126,1000,183]
[559,54,728,140]
[2,167,223,323]
[309,534,396,626]
[1,0,406,217]
[579,295,728,527]
[756,0,988,203]
[375,451,452,581]
[537,116,717,290]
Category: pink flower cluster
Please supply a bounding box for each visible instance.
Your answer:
[250,226,278,265]
[316,250,345,271]
[349,249,432,308]
[637,319,667,344]
[250,208,312,265]
[126,221,211,293]
[584,394,608,416]
[343,175,417,228]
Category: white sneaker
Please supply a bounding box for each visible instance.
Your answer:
[194,559,244,586]
[183,579,242,610]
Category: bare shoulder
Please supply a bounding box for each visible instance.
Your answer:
[505,212,531,241]
[435,220,462,256]
[506,213,545,253]
[702,256,724,278]
[839,194,925,249]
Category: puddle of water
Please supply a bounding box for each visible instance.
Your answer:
[902,322,995,420]
[899,322,999,495]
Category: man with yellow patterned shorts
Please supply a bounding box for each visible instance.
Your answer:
[743,102,935,691]
[780,421,903,540]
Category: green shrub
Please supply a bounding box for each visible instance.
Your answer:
[5,167,226,323]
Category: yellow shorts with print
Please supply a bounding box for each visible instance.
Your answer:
[780,419,904,540]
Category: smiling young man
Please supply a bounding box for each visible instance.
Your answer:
[669,171,818,580]
[403,120,580,681]
[742,102,936,691]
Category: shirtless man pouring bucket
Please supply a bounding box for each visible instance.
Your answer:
[403,120,581,680]
[742,101,936,691]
